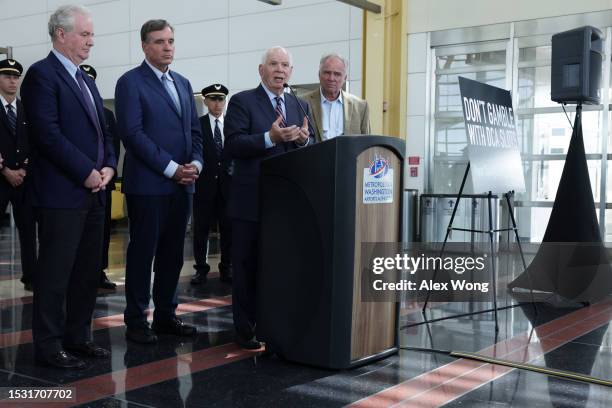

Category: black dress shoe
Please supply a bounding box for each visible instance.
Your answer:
[126,324,158,344]
[35,350,86,369]
[64,342,110,359]
[152,317,197,336]
[190,272,207,285]
[235,335,264,350]
[219,273,232,284]
[99,273,117,290]
[23,282,33,292]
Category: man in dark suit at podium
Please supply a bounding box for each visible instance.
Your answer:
[0,58,36,292]
[191,84,232,286]
[224,46,314,349]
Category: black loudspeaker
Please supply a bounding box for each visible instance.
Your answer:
[551,25,603,105]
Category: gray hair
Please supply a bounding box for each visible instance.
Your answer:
[260,46,293,66]
[319,53,348,73]
[48,5,91,40]
[141,19,174,42]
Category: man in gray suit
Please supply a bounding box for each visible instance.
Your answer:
[303,53,370,142]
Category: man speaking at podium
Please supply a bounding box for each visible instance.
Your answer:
[224,46,314,349]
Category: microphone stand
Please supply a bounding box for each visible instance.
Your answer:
[284,83,318,141]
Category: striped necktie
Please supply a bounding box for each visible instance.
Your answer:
[5,104,16,135]
[75,70,104,169]
[275,96,286,128]
[213,118,223,157]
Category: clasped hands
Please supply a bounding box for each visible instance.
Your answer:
[84,167,115,193]
[269,116,310,145]
[172,163,199,185]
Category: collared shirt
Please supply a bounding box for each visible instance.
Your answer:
[208,114,224,145]
[143,59,202,178]
[261,82,285,149]
[144,58,180,111]
[320,88,344,140]
[52,48,96,107]
[0,94,17,117]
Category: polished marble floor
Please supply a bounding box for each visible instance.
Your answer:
[0,221,611,407]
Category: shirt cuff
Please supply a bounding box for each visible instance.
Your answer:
[264,131,275,148]
[163,160,179,178]
[191,160,203,174]
[297,137,310,147]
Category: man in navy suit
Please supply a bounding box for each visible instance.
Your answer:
[224,46,314,349]
[191,83,232,286]
[21,5,117,369]
[0,59,36,292]
[115,19,203,344]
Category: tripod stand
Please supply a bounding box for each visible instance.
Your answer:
[419,163,536,332]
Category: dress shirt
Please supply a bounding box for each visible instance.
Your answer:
[208,114,224,145]
[320,88,344,140]
[0,94,17,116]
[52,49,96,108]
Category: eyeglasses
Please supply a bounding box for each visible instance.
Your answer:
[206,95,226,101]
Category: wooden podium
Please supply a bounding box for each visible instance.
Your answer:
[257,135,404,369]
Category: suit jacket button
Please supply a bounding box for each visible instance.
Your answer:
[215,175,218,179]
[16,149,20,153]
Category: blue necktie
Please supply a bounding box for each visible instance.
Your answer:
[75,70,104,169]
[5,104,16,135]
[214,118,223,158]
[162,73,181,115]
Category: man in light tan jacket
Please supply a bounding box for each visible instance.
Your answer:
[303,53,370,142]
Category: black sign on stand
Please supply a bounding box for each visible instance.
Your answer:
[459,77,525,194]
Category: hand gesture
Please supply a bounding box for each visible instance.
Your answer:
[296,116,310,145]
[269,116,300,144]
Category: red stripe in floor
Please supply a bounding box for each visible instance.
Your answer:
[349,299,612,408]
[0,271,220,308]
[0,342,261,408]
[0,295,232,348]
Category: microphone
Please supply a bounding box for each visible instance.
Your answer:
[284,83,318,141]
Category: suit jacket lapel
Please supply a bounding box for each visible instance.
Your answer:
[255,85,277,125]
[309,91,324,142]
[48,52,100,130]
[0,105,10,134]
[342,90,350,136]
[202,113,213,140]
[173,74,187,126]
[140,62,181,119]
[284,92,298,127]
[83,73,107,132]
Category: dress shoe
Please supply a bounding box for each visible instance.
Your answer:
[190,272,207,285]
[99,272,117,290]
[35,350,86,369]
[64,342,110,359]
[126,324,158,344]
[152,316,197,336]
[23,282,33,292]
[219,272,232,284]
[235,335,264,350]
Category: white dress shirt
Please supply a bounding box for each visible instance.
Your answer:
[320,88,344,140]
[208,114,224,145]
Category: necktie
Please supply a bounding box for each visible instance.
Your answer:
[75,70,104,168]
[213,118,223,157]
[162,73,181,115]
[5,104,16,135]
[275,96,286,128]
